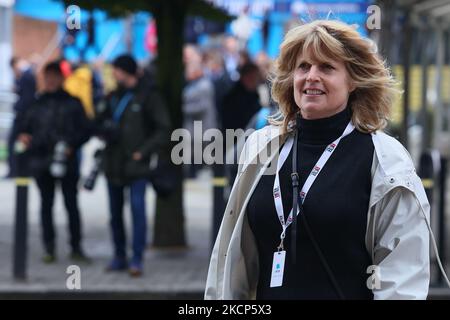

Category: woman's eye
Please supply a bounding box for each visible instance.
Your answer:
[298,63,310,70]
[322,64,334,70]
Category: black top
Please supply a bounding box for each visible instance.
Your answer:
[247,107,375,300]
[19,89,91,177]
[14,68,36,115]
[222,81,261,131]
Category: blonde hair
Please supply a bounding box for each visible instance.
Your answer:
[270,20,399,134]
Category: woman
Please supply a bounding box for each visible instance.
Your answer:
[205,20,432,300]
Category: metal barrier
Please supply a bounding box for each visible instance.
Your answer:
[13,152,30,280]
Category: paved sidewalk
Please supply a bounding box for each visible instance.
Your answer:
[0,140,449,299]
[0,140,214,299]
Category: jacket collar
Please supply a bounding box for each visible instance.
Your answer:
[240,124,415,182]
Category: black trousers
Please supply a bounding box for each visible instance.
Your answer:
[35,169,82,255]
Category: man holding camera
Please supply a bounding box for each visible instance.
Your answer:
[17,61,92,263]
[95,54,170,277]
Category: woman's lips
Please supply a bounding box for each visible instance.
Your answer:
[303,89,325,97]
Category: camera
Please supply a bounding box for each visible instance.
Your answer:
[83,148,103,191]
[49,141,68,178]
[14,140,28,154]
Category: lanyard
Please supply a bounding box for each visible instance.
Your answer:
[273,121,354,250]
[112,92,134,123]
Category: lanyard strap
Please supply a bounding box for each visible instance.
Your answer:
[273,121,355,244]
[112,92,134,123]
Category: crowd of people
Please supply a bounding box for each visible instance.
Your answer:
[7,34,273,278]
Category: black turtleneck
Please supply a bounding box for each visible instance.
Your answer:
[247,107,375,300]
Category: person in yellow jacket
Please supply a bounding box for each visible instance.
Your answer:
[64,64,95,119]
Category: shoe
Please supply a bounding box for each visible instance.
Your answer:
[105,257,128,272]
[42,253,56,264]
[70,251,92,264]
[128,258,143,277]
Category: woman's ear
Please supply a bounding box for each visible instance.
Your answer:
[348,81,356,93]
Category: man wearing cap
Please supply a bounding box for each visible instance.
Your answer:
[95,54,171,276]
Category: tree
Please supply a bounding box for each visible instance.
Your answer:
[63,0,232,247]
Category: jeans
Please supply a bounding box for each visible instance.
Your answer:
[107,179,147,262]
[36,168,82,255]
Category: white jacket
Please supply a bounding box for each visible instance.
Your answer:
[205,125,431,300]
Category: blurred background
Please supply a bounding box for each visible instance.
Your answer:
[0,0,449,299]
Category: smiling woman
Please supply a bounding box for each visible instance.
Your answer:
[270,20,398,133]
[293,56,353,120]
[205,20,436,300]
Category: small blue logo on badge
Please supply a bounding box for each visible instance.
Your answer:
[276,264,280,269]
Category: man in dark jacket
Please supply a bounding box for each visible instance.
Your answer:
[222,62,262,131]
[17,61,91,263]
[222,62,262,188]
[7,57,36,178]
[95,54,170,276]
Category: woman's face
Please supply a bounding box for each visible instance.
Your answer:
[293,52,354,119]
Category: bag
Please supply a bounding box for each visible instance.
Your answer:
[148,154,179,198]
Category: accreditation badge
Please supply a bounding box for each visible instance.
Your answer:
[270,250,286,288]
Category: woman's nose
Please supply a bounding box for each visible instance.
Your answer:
[306,65,320,82]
